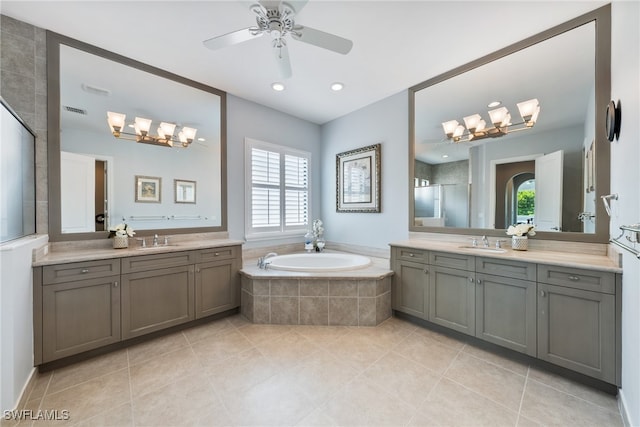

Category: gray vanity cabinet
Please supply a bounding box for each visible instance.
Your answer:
[429,265,475,336]
[475,273,537,356]
[39,260,121,363]
[391,247,429,319]
[537,265,617,383]
[195,246,241,318]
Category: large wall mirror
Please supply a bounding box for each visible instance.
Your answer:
[409,5,610,243]
[47,32,227,241]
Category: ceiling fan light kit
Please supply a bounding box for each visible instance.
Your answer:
[203,1,353,79]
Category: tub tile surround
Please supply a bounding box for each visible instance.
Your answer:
[15,314,623,427]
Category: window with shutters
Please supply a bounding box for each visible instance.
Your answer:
[245,138,310,239]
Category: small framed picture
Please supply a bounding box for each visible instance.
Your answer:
[174,179,196,204]
[135,175,161,203]
[336,143,381,213]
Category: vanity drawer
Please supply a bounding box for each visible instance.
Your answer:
[394,247,428,263]
[197,246,240,263]
[122,250,197,274]
[537,264,615,294]
[476,257,536,282]
[43,259,120,285]
[430,251,474,270]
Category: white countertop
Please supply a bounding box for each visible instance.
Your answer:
[33,238,244,267]
[390,239,622,273]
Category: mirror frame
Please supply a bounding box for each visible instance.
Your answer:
[47,31,228,241]
[408,4,611,243]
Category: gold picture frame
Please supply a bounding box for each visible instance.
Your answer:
[135,175,161,203]
[336,143,381,213]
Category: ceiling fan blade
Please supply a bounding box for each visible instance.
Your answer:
[282,0,308,14]
[291,26,353,55]
[258,0,281,9]
[273,45,292,79]
[203,27,262,51]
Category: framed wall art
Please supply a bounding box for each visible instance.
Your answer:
[336,143,381,213]
[135,175,161,203]
[174,179,196,204]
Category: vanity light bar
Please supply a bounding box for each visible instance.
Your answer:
[107,112,197,148]
[442,99,540,143]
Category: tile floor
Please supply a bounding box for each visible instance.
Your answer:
[12,315,623,426]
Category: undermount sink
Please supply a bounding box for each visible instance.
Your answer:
[136,244,179,250]
[458,245,507,254]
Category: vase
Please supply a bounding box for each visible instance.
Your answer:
[511,235,528,251]
[112,235,129,249]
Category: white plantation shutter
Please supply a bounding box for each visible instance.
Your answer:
[245,138,310,238]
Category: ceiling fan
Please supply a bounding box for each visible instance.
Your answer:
[203,0,353,79]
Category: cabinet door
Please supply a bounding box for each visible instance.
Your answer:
[392,260,429,319]
[195,260,239,319]
[429,266,475,335]
[121,265,195,339]
[537,283,616,383]
[42,276,120,362]
[475,274,536,356]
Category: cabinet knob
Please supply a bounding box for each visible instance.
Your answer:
[476,279,482,285]
[539,290,546,297]
[568,275,580,281]
[409,253,415,257]
[81,269,89,274]
[214,252,220,256]
[114,281,118,287]
[423,268,429,274]
[469,277,474,283]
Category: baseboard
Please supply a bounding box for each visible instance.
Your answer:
[11,367,37,411]
[618,389,634,427]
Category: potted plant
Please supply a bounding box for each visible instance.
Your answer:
[506,224,535,251]
[108,223,135,249]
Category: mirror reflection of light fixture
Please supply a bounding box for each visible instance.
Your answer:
[442,98,540,143]
[106,111,197,148]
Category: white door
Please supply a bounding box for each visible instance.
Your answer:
[61,151,95,233]
[534,150,563,232]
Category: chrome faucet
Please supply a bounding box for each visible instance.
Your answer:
[257,252,278,269]
[482,235,489,247]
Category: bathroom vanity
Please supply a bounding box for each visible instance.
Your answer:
[390,241,622,386]
[32,240,242,366]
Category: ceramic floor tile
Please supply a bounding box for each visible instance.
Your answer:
[46,349,128,395]
[528,366,619,412]
[295,408,338,427]
[133,374,224,427]
[39,369,130,425]
[346,316,417,347]
[322,376,416,426]
[394,332,461,374]
[322,330,389,372]
[520,379,623,426]
[181,318,234,344]
[204,347,281,396]
[280,350,360,406]
[189,328,254,368]
[410,325,466,350]
[73,402,133,427]
[362,351,440,408]
[413,378,519,427]
[235,323,293,346]
[127,331,189,367]
[26,371,52,402]
[461,343,530,376]
[254,330,321,371]
[292,325,350,346]
[221,372,316,426]
[129,347,202,397]
[444,351,527,411]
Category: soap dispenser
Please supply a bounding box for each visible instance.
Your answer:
[304,230,314,253]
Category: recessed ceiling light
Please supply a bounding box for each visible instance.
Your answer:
[271,82,285,91]
[330,82,344,91]
[488,100,502,108]
[442,154,449,158]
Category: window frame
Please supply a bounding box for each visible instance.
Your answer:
[244,138,311,241]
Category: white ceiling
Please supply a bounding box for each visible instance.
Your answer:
[1,0,607,125]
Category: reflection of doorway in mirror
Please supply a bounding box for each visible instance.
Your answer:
[495,161,535,230]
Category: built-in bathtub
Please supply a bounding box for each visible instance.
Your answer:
[266,252,371,272]
[240,252,393,326]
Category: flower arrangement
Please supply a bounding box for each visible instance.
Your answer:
[108,223,135,238]
[506,223,536,237]
[312,219,324,239]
